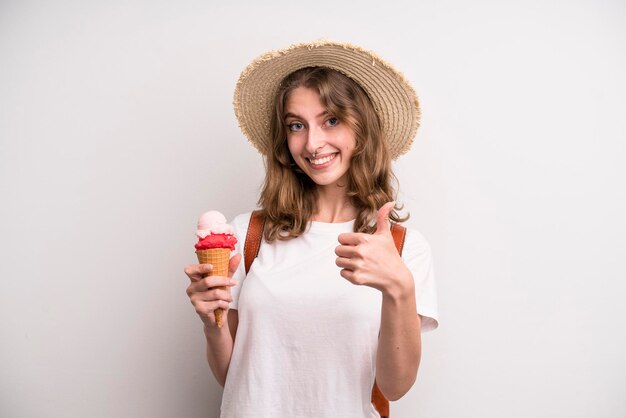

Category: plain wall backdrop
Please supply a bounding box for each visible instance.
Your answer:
[1,1,625,417]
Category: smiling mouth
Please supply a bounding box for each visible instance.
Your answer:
[307,153,337,168]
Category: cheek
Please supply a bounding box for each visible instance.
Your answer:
[286,137,298,159]
[286,137,307,170]
[342,135,357,156]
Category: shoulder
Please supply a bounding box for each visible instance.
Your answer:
[230,212,253,232]
[229,211,259,239]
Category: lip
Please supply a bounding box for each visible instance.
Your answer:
[306,152,338,170]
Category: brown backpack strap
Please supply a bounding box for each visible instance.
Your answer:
[371,222,406,418]
[390,223,407,256]
[244,210,265,274]
[371,382,390,418]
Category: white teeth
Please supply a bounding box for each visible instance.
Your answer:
[310,154,335,165]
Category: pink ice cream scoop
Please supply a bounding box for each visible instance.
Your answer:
[195,211,237,250]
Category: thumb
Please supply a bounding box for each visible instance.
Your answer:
[228,253,242,278]
[375,202,395,235]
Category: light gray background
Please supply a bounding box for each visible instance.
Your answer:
[1,1,625,417]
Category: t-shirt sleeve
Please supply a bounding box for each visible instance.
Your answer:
[228,212,251,310]
[402,228,439,332]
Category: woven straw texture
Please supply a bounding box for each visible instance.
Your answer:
[196,248,231,327]
[233,39,420,160]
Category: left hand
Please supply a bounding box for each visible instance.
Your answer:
[335,202,412,296]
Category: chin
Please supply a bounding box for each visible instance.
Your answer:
[309,173,349,188]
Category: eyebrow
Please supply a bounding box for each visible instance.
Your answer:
[284,110,329,120]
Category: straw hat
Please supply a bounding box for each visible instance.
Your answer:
[233,39,420,160]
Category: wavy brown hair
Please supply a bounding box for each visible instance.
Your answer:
[259,67,408,242]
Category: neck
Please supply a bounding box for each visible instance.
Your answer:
[311,184,357,223]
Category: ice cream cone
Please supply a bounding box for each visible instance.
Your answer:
[196,248,231,328]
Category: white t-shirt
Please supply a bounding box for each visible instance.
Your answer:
[220,213,439,418]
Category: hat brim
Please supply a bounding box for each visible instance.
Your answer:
[233,39,420,160]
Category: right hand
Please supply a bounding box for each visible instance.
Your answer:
[184,253,242,328]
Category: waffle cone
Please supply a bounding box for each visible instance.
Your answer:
[196,248,232,328]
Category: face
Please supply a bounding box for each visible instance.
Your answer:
[284,86,356,188]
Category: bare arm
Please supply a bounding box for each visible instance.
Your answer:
[375,270,421,400]
[204,310,239,386]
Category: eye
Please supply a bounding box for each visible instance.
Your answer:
[326,117,339,127]
[287,122,304,132]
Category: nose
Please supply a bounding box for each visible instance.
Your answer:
[305,125,326,155]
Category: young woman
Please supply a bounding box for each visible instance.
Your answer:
[184,40,438,418]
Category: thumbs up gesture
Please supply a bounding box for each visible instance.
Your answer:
[335,202,412,296]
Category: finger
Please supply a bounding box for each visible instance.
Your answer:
[194,300,230,318]
[338,232,369,246]
[184,264,213,281]
[338,268,357,283]
[335,256,358,270]
[374,201,395,235]
[190,285,233,304]
[187,276,235,295]
[228,253,242,278]
[202,275,237,290]
[195,287,234,303]
[335,244,359,258]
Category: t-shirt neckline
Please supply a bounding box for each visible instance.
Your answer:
[308,219,356,234]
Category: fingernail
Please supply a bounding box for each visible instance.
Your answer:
[205,264,213,272]
[229,280,237,286]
